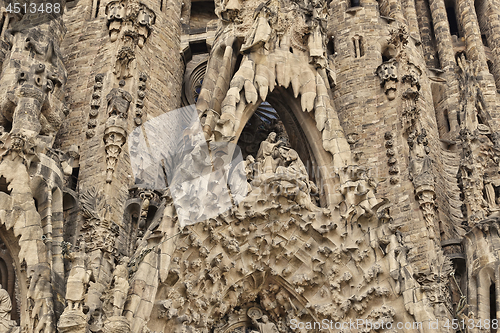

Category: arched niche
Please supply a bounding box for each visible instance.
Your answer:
[0,226,24,326]
[231,86,337,207]
[123,199,141,256]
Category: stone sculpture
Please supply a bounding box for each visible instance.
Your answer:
[111,257,130,317]
[65,244,92,311]
[0,285,17,333]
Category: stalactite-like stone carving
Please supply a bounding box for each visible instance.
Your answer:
[197,0,351,166]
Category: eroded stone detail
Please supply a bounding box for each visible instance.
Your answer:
[106,0,156,48]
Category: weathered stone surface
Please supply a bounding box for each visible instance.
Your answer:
[1,0,500,332]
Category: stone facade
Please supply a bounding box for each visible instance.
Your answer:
[0,0,500,332]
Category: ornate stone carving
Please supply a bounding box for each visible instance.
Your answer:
[106,0,156,48]
[134,73,147,126]
[88,74,105,138]
[456,54,500,226]
[80,187,119,254]
[408,129,437,239]
[104,80,130,183]
[377,60,398,100]
[197,0,351,167]
[0,25,66,154]
[111,256,130,317]
[65,244,92,312]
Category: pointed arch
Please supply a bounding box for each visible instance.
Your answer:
[227,87,340,207]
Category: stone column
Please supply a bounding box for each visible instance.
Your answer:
[402,0,420,40]
[428,0,460,131]
[415,0,439,68]
[456,0,489,72]
[387,0,406,22]
[456,0,499,121]
[485,0,500,89]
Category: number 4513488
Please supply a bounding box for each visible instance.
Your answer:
[6,3,61,14]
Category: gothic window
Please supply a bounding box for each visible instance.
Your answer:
[68,167,80,191]
[92,0,101,19]
[182,54,208,106]
[189,1,217,34]
[353,35,364,58]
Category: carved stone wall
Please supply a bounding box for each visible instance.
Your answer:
[2,0,500,332]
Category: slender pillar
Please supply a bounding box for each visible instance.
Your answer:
[428,0,460,131]
[415,0,439,68]
[403,0,420,40]
[456,0,489,72]
[485,0,500,89]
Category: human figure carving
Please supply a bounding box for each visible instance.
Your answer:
[0,284,16,333]
[65,243,92,311]
[106,80,132,118]
[256,132,282,174]
[111,257,130,317]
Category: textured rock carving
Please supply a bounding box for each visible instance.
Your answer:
[0,25,66,155]
[106,1,156,48]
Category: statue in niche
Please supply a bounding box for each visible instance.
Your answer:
[483,173,500,215]
[256,132,283,174]
[111,257,130,317]
[65,243,93,312]
[252,131,319,209]
[0,284,17,333]
[106,80,132,118]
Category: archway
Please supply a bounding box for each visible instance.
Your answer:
[231,87,338,207]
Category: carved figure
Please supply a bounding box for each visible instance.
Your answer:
[65,245,92,311]
[256,132,282,174]
[0,285,16,333]
[106,1,126,41]
[111,257,130,317]
[106,80,132,118]
[0,25,66,149]
[377,59,398,100]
